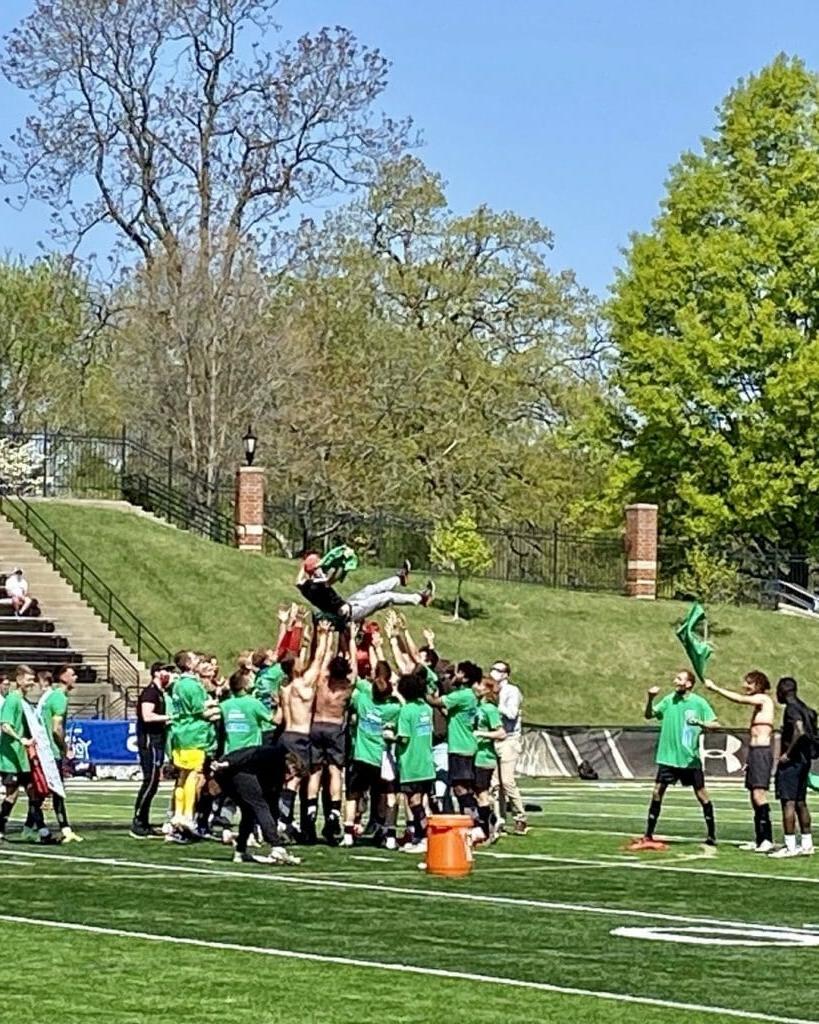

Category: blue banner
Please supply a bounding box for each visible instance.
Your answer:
[67,719,140,765]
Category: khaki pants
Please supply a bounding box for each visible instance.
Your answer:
[491,734,525,822]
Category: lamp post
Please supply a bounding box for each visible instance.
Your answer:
[242,425,258,467]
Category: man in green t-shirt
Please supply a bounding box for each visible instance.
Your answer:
[633,670,719,850]
[39,664,82,843]
[342,672,400,849]
[396,672,435,854]
[251,647,291,720]
[427,660,481,826]
[474,677,506,842]
[220,673,273,754]
[0,665,43,841]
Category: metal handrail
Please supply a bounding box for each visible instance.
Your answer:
[0,492,172,667]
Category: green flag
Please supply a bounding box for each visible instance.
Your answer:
[319,544,358,581]
[676,602,712,682]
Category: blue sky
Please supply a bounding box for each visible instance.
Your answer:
[1,0,819,296]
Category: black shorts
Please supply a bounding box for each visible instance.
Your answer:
[400,779,432,796]
[448,753,475,785]
[310,722,347,770]
[745,746,773,791]
[655,764,705,789]
[347,760,382,796]
[280,731,312,772]
[775,760,810,803]
[1,771,32,789]
[474,766,494,793]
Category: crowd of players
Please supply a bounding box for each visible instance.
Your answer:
[128,600,528,865]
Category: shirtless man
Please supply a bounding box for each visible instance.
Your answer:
[304,629,356,845]
[705,671,775,853]
[275,622,331,841]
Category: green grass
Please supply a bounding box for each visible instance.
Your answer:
[22,499,819,725]
[2,779,819,1024]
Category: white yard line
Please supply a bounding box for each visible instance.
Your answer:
[0,913,814,1024]
[1,847,815,928]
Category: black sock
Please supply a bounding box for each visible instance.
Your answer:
[30,801,45,831]
[344,823,354,836]
[53,795,69,831]
[701,800,715,841]
[457,793,478,821]
[386,825,396,839]
[278,790,295,826]
[411,805,427,842]
[752,805,762,846]
[0,799,13,831]
[645,799,662,838]
[478,805,491,838]
[758,803,772,844]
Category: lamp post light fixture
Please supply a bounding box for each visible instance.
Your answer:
[242,425,258,467]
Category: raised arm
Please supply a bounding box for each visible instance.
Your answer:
[644,686,660,721]
[386,611,415,675]
[303,622,332,687]
[704,680,762,707]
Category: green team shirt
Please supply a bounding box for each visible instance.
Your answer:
[424,666,438,695]
[396,700,434,782]
[475,699,502,768]
[168,674,211,751]
[253,664,286,713]
[442,686,479,755]
[351,688,400,767]
[652,691,716,768]
[40,687,69,759]
[221,695,272,753]
[0,690,30,773]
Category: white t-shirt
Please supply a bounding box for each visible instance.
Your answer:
[5,574,27,599]
[498,680,523,735]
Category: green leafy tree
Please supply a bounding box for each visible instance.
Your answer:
[430,511,493,620]
[608,56,819,554]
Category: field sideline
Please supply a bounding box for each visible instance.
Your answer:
[1,780,818,1024]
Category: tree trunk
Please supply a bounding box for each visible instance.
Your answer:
[454,576,462,620]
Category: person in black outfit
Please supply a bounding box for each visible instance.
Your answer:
[130,662,173,839]
[210,744,304,865]
[771,676,816,859]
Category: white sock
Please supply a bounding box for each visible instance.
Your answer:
[785,833,798,852]
[802,833,814,852]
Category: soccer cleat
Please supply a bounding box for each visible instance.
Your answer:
[233,850,256,864]
[769,846,799,858]
[129,823,151,840]
[261,846,302,866]
[60,827,83,844]
[384,836,397,851]
[340,833,354,847]
[419,580,436,607]
[400,839,427,854]
[322,817,342,847]
[754,840,775,854]
[703,837,717,847]
[164,830,191,845]
[513,819,530,836]
[799,846,815,856]
[247,833,260,849]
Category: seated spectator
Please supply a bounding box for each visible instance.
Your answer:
[5,568,32,618]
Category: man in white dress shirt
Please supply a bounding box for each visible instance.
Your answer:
[490,661,529,835]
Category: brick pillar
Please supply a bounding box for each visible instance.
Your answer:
[234,466,265,552]
[624,503,658,599]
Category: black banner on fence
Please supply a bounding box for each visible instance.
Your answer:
[520,726,759,780]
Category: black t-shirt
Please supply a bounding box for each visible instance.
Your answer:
[297,578,347,618]
[136,682,166,739]
[781,699,817,765]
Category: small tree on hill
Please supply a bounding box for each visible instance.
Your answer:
[0,437,38,495]
[431,512,492,620]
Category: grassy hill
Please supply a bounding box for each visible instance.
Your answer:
[19,499,819,726]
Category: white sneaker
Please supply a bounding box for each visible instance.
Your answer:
[247,834,260,849]
[340,833,354,848]
[769,846,799,858]
[799,846,815,856]
[754,840,774,854]
[384,836,397,851]
[60,827,83,844]
[470,826,485,844]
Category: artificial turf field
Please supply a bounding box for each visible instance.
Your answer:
[2,780,819,1024]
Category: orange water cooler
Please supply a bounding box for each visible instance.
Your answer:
[425,814,474,877]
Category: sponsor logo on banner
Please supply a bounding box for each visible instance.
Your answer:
[700,732,744,775]
[66,720,140,765]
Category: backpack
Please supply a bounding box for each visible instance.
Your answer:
[578,759,599,781]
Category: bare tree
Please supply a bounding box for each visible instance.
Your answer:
[1,0,409,483]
